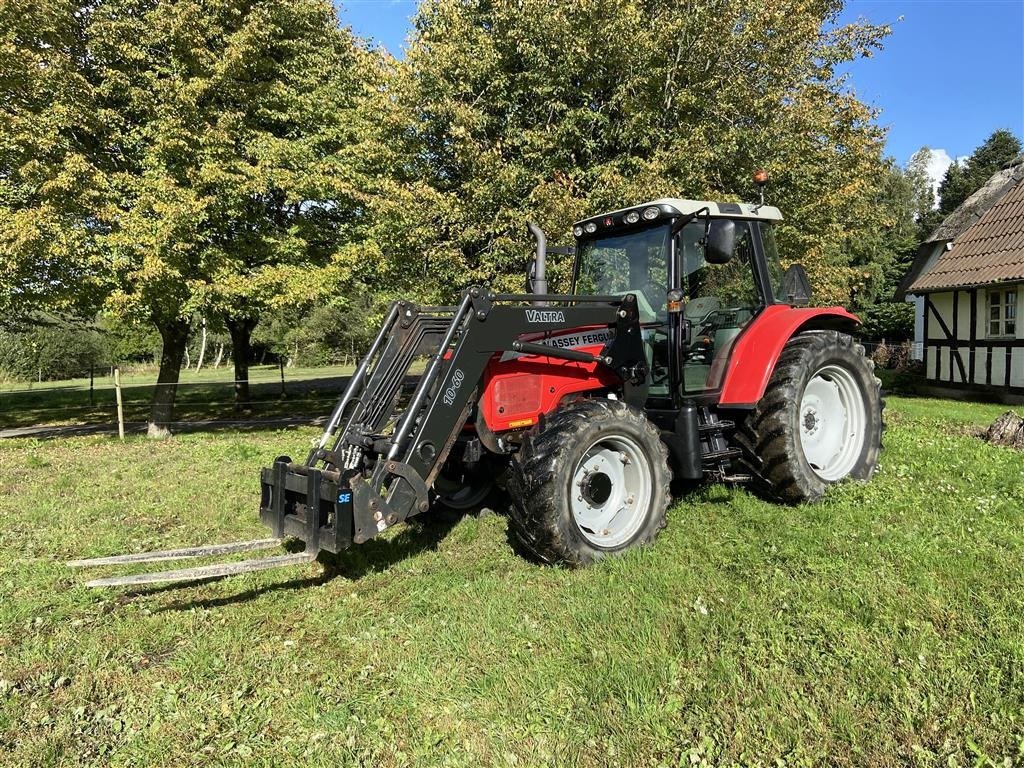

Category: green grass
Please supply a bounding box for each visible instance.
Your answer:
[1,396,1022,766]
[0,365,355,430]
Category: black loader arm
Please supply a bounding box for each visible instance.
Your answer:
[259,287,646,556]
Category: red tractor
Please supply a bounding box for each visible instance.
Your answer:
[71,193,883,585]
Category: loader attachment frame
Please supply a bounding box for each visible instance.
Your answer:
[259,286,647,556]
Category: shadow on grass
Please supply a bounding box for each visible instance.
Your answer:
[146,510,472,611]
[0,373,424,435]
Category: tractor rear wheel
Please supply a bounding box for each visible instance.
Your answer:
[507,399,671,566]
[736,330,883,503]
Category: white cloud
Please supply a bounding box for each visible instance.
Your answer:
[910,148,968,207]
[923,149,953,199]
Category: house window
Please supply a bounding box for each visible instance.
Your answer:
[988,288,1017,337]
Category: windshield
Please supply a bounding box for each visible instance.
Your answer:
[575,224,670,320]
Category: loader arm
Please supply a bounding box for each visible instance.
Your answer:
[259,287,647,556]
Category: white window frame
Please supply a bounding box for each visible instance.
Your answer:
[987,286,1018,338]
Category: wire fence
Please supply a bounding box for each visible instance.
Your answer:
[0,363,354,397]
[0,339,922,435]
[0,363,358,436]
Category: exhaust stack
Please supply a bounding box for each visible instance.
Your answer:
[526,221,548,305]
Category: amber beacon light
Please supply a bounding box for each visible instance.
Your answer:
[753,169,769,205]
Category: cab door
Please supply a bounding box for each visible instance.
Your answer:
[678,220,763,395]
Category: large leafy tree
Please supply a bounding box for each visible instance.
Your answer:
[385,0,891,305]
[91,0,370,432]
[938,129,1022,215]
[0,0,371,434]
[0,1,106,327]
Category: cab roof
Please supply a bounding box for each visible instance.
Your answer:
[575,198,783,229]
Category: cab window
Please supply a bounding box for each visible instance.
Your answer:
[679,219,761,393]
[575,224,671,322]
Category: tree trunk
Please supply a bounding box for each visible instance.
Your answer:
[148,319,190,438]
[213,342,224,368]
[195,318,208,372]
[228,317,256,411]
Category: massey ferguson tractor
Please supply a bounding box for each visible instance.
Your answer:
[70,192,884,586]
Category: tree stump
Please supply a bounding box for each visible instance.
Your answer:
[984,411,1024,449]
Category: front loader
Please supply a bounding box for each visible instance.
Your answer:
[71,189,884,585]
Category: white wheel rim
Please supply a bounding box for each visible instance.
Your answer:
[569,434,653,548]
[798,364,867,482]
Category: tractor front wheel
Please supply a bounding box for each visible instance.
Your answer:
[507,399,672,566]
[737,330,883,503]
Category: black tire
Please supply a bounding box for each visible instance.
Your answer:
[736,330,884,504]
[507,399,672,566]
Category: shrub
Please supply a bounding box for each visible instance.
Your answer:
[0,325,108,382]
[859,301,915,342]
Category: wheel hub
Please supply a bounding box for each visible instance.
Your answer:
[802,407,819,434]
[580,471,613,507]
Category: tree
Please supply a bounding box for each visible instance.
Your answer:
[844,158,931,308]
[0,1,106,326]
[905,146,948,239]
[938,129,1022,214]
[178,10,374,409]
[64,0,366,435]
[0,323,108,382]
[384,0,892,306]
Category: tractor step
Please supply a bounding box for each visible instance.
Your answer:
[79,552,314,588]
[701,447,742,462]
[698,419,735,432]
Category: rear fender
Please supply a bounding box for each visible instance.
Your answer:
[717,305,860,407]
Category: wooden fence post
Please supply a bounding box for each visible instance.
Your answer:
[113,366,125,441]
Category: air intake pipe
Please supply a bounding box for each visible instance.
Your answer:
[526,221,547,306]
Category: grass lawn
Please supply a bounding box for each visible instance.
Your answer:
[0,365,355,430]
[0,395,1022,766]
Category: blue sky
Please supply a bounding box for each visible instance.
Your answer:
[337,0,1024,170]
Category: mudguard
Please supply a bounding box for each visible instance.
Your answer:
[717,304,860,407]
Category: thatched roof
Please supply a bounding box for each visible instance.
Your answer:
[900,155,1024,296]
[908,171,1024,292]
[926,156,1024,244]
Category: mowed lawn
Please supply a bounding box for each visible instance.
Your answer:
[0,396,1022,766]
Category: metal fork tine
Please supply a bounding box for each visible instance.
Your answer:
[83,553,315,588]
[66,538,283,568]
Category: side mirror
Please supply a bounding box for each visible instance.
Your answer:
[780,264,812,306]
[704,219,736,265]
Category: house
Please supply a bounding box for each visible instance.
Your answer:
[902,159,1024,402]
[900,156,1024,362]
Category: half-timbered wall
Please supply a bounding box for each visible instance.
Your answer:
[923,285,1024,393]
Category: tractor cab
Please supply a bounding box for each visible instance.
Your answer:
[570,199,786,404]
